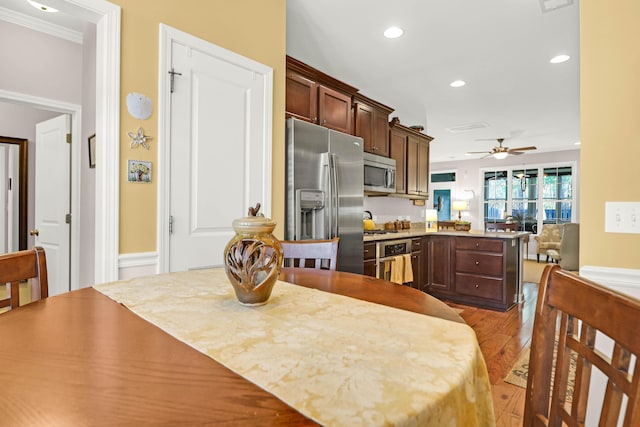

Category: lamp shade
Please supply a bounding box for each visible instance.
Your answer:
[425,209,438,221]
[451,200,468,212]
[425,209,438,232]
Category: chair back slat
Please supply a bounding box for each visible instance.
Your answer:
[524,264,640,427]
[280,238,339,271]
[0,247,49,311]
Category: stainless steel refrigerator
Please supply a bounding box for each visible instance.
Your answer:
[285,118,364,274]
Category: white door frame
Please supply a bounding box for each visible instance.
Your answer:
[0,0,121,287]
[0,91,81,289]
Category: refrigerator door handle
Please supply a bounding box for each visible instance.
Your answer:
[328,152,339,238]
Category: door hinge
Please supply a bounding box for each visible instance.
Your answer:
[65,213,72,224]
[66,133,72,144]
[168,68,182,93]
[169,215,174,234]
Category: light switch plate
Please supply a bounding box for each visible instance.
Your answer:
[605,202,640,234]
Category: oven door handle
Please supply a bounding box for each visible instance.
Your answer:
[378,255,407,262]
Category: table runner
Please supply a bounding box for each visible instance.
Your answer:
[94,269,495,426]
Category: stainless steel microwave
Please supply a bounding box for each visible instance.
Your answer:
[363,152,396,193]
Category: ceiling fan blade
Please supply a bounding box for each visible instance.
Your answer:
[510,151,525,155]
[507,146,537,152]
[466,150,492,154]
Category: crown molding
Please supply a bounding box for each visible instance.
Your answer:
[0,6,82,44]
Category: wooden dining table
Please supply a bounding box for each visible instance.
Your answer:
[0,268,493,426]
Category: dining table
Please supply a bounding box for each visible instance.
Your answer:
[0,267,495,426]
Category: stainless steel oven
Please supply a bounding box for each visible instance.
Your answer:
[375,238,412,280]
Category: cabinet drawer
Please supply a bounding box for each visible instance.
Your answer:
[456,237,503,253]
[363,242,376,260]
[456,273,503,300]
[411,238,422,252]
[455,252,503,276]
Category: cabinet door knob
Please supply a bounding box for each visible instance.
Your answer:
[475,284,479,288]
[475,261,480,265]
[475,243,480,247]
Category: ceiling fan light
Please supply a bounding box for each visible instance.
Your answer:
[493,152,509,160]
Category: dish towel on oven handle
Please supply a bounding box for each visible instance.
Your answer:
[390,254,414,284]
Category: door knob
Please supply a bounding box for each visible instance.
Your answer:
[29,229,39,236]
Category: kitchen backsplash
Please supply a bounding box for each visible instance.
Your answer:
[363,196,428,224]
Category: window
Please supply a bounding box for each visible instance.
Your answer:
[484,171,507,222]
[431,172,456,183]
[482,165,574,234]
[512,168,538,232]
[542,167,573,224]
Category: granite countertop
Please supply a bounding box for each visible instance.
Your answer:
[364,225,531,242]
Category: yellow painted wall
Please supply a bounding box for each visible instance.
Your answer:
[580,1,640,269]
[111,0,286,253]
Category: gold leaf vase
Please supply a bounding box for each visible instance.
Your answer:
[223,216,283,306]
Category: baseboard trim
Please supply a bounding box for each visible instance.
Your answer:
[118,252,159,280]
[580,265,640,299]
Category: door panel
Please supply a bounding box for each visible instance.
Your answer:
[35,115,70,296]
[169,40,272,272]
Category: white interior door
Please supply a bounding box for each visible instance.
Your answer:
[166,30,273,272]
[35,115,71,296]
[0,145,6,254]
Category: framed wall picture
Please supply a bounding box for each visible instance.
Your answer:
[88,134,96,168]
[128,160,152,183]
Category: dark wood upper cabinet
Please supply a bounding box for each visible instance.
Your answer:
[389,127,407,194]
[318,86,352,134]
[286,56,357,134]
[286,70,318,123]
[389,118,433,199]
[353,93,393,156]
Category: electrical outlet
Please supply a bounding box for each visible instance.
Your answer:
[605,202,640,234]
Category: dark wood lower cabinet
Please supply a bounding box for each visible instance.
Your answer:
[410,238,423,290]
[365,234,522,311]
[363,242,376,278]
[427,235,453,293]
[428,235,518,311]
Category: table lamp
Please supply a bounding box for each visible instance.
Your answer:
[452,200,468,221]
[425,209,438,232]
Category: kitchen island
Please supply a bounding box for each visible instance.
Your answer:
[364,227,530,311]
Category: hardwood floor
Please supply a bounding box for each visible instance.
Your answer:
[446,281,539,427]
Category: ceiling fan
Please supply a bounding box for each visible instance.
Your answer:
[467,138,537,159]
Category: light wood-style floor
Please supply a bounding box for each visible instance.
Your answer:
[445,261,545,427]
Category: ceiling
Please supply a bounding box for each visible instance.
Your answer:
[287,0,580,163]
[0,0,83,32]
[2,0,580,164]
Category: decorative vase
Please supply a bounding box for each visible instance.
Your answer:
[223,205,283,306]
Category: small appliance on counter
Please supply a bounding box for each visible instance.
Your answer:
[363,210,375,230]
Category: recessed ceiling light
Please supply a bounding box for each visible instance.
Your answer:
[27,0,58,12]
[450,80,466,88]
[383,26,404,39]
[550,54,570,64]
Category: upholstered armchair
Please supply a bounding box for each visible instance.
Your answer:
[534,224,562,262]
[548,223,580,271]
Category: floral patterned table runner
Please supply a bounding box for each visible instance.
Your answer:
[94,268,495,426]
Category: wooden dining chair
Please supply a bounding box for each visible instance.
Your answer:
[523,264,640,427]
[280,237,339,270]
[0,247,49,312]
